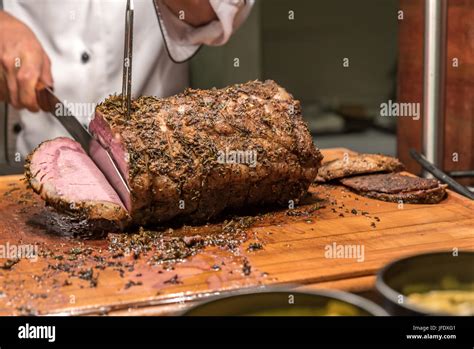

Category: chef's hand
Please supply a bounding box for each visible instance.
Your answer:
[162,0,217,27]
[0,11,53,112]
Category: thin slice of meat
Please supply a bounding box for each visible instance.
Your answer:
[340,173,447,204]
[316,153,404,182]
[340,172,440,194]
[356,187,447,204]
[25,137,130,230]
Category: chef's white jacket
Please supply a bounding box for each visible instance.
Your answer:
[1,0,253,156]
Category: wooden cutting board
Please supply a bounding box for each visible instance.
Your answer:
[0,148,473,316]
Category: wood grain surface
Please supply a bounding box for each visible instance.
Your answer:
[0,148,472,316]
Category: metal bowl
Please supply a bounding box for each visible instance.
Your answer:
[183,288,388,316]
[376,251,474,315]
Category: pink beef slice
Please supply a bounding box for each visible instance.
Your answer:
[25,137,130,229]
[28,80,323,228]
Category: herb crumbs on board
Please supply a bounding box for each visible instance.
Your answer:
[247,242,264,252]
[242,259,252,276]
[124,280,143,289]
[164,274,181,285]
[1,258,20,270]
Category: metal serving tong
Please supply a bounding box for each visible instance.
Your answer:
[122,0,134,119]
[410,149,474,200]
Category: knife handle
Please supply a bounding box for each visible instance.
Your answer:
[35,81,56,113]
[0,66,7,102]
[0,65,53,112]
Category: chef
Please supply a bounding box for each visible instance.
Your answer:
[0,0,253,156]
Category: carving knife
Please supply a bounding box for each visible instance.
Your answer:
[35,82,132,211]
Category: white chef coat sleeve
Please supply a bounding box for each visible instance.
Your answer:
[153,0,254,63]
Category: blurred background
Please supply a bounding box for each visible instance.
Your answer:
[0,0,399,174]
[1,0,473,181]
[190,0,398,155]
[0,0,398,174]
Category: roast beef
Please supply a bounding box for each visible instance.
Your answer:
[26,80,323,229]
[315,153,404,182]
[25,137,130,230]
[340,173,447,204]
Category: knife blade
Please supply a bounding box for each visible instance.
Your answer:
[36,82,92,151]
[36,83,132,211]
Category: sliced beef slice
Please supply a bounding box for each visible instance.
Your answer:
[27,80,322,228]
[340,173,447,204]
[25,137,130,229]
[316,153,404,182]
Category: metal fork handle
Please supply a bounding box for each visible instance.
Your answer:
[122,0,134,119]
[410,148,474,200]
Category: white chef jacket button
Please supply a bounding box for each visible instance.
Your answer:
[81,52,90,63]
[13,123,22,134]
